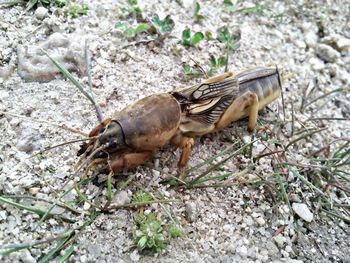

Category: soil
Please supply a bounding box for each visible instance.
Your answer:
[0,0,349,262]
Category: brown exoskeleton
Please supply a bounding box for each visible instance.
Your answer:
[77,66,282,179]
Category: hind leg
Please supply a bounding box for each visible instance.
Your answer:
[215,91,259,132]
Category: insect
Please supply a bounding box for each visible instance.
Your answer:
[77,66,282,179]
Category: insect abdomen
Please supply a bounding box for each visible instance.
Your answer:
[237,67,282,110]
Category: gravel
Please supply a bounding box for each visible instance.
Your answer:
[1,0,349,262]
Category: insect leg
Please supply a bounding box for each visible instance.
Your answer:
[104,151,154,173]
[171,133,195,180]
[215,91,259,132]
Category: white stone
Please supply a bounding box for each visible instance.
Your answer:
[35,7,48,20]
[323,34,350,52]
[292,203,314,222]
[273,234,286,248]
[243,216,254,226]
[113,190,131,206]
[256,217,266,226]
[304,31,318,48]
[237,245,248,257]
[130,250,140,262]
[316,43,340,63]
[309,57,325,71]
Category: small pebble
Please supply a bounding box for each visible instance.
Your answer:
[113,191,130,206]
[185,202,197,222]
[237,245,248,258]
[273,234,286,248]
[315,44,340,63]
[292,203,314,222]
[35,7,48,20]
[256,217,266,226]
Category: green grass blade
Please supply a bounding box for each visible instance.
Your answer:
[56,244,75,263]
[0,196,75,223]
[42,49,103,122]
[186,141,240,174]
[189,140,256,185]
[38,235,72,263]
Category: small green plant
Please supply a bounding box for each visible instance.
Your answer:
[132,189,153,203]
[208,55,227,76]
[217,26,240,50]
[194,1,205,23]
[120,0,142,18]
[115,22,151,38]
[223,0,237,12]
[223,0,263,14]
[135,212,166,252]
[204,30,213,40]
[67,3,88,18]
[182,63,203,78]
[180,28,204,47]
[55,0,66,7]
[169,224,183,238]
[217,26,240,71]
[149,14,175,36]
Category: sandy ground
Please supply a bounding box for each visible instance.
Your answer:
[0,0,349,262]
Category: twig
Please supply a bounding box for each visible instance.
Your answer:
[285,127,327,150]
[189,57,208,78]
[74,183,102,210]
[276,65,285,121]
[302,88,343,111]
[307,117,350,121]
[290,102,295,136]
[104,199,179,211]
[120,38,158,49]
[254,150,285,161]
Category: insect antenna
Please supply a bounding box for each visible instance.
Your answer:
[30,136,99,158]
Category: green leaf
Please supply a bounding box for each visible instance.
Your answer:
[127,0,138,5]
[169,225,183,238]
[137,236,148,250]
[150,14,175,35]
[216,26,240,50]
[218,56,227,67]
[182,28,191,40]
[210,55,217,67]
[190,32,204,45]
[55,0,66,8]
[217,26,230,43]
[194,2,201,15]
[133,23,150,34]
[182,63,202,78]
[239,4,263,15]
[115,21,128,30]
[205,30,213,40]
[194,1,205,22]
[223,0,233,6]
[117,22,150,38]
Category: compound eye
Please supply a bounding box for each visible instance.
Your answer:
[108,139,117,148]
